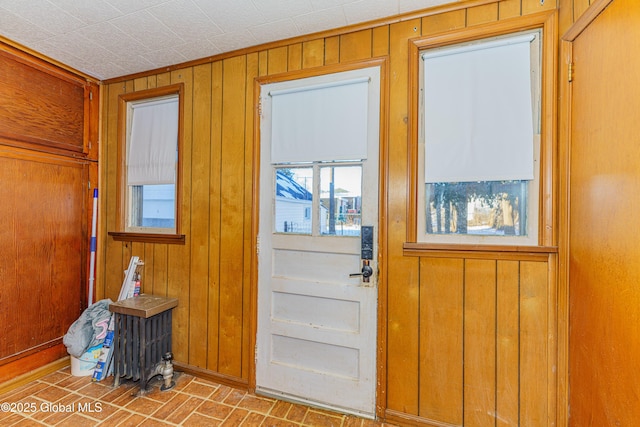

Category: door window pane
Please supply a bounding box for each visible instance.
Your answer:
[320,165,362,236]
[274,168,313,234]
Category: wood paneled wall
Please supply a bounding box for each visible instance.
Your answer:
[392,249,556,425]
[99,0,559,423]
[0,41,99,385]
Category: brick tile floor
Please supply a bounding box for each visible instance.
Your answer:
[0,368,397,426]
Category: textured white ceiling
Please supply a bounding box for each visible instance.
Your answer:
[0,0,457,80]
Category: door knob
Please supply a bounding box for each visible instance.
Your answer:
[350,260,373,282]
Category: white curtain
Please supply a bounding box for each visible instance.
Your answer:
[422,33,535,183]
[270,77,369,163]
[127,97,178,185]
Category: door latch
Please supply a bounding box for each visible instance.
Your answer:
[350,260,373,283]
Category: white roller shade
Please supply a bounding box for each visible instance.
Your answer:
[127,97,178,185]
[270,77,369,163]
[423,33,535,183]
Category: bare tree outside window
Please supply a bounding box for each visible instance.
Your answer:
[426,180,528,236]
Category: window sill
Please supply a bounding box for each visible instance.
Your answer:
[109,231,185,245]
[403,242,557,261]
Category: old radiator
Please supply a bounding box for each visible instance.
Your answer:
[109,295,178,394]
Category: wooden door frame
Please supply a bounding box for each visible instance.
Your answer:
[557,1,615,426]
[249,57,389,419]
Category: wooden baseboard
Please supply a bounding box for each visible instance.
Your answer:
[384,409,460,427]
[172,362,249,391]
[0,356,70,395]
[0,344,68,385]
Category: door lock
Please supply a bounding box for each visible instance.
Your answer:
[350,260,373,282]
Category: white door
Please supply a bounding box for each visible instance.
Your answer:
[256,65,381,417]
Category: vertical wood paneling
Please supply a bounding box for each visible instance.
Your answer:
[267,47,288,76]
[324,36,340,64]
[118,81,135,296]
[142,243,153,294]
[0,157,18,354]
[467,3,499,26]
[151,245,168,296]
[207,60,223,371]
[97,2,559,422]
[546,253,558,426]
[131,242,144,263]
[414,256,552,426]
[267,46,288,75]
[189,63,212,367]
[302,39,325,69]
[133,77,148,91]
[372,26,389,57]
[422,9,466,35]
[287,44,302,71]
[102,81,127,301]
[339,29,372,62]
[522,0,557,15]
[520,261,548,425]
[242,52,259,379]
[464,259,497,427]
[496,261,520,427]
[157,72,171,86]
[499,0,522,19]
[218,56,246,377]
[385,18,421,415]
[419,257,463,424]
[167,68,193,363]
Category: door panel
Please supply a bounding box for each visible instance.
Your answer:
[0,148,85,361]
[568,0,640,424]
[256,66,380,416]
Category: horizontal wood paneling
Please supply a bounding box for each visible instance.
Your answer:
[98,0,559,423]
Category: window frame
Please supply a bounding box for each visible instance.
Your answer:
[407,12,557,249]
[110,83,185,244]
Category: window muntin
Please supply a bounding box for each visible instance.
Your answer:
[417,30,542,245]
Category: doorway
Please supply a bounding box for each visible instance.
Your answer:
[255,64,382,417]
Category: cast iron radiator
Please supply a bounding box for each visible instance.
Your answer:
[109,295,178,394]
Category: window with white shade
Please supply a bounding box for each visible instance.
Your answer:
[115,84,183,239]
[417,30,542,245]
